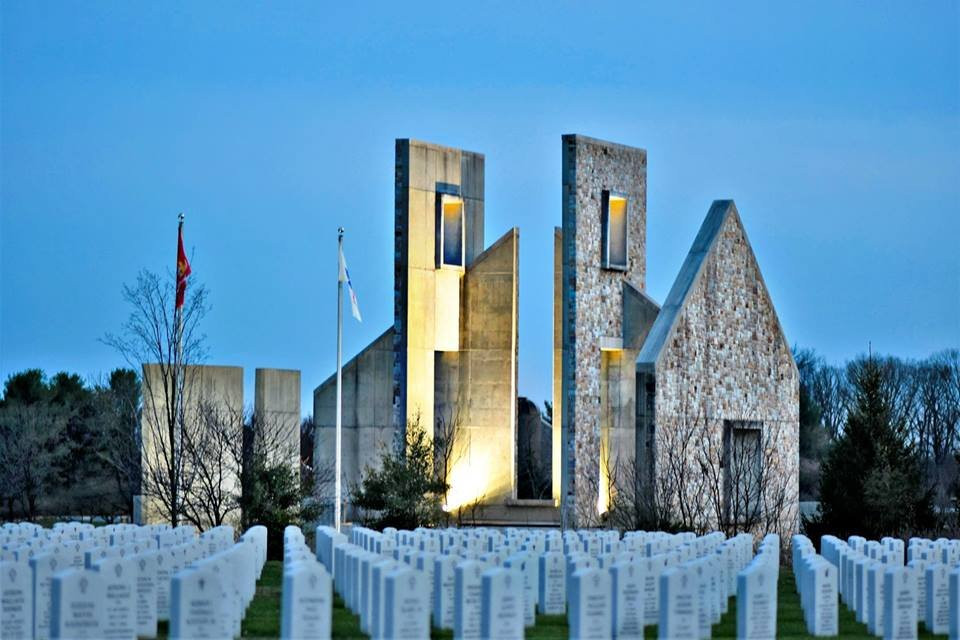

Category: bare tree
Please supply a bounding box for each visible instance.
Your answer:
[0,403,69,520]
[298,415,336,523]
[103,268,209,526]
[178,401,244,529]
[433,407,470,525]
[811,364,849,439]
[89,370,143,518]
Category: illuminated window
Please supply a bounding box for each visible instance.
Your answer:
[437,194,464,268]
[601,191,628,270]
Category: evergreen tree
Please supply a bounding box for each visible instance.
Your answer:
[351,420,447,530]
[819,356,934,538]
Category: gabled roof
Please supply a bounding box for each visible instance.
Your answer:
[636,200,735,367]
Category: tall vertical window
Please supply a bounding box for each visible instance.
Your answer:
[601,191,628,270]
[723,420,763,525]
[437,194,464,268]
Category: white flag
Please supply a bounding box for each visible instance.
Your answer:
[339,246,362,322]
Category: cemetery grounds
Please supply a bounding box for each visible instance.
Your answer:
[155,561,950,639]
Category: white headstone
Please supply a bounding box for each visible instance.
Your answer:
[433,555,457,630]
[280,562,332,640]
[133,551,158,638]
[383,567,429,639]
[31,550,65,640]
[908,559,926,624]
[454,560,485,640]
[883,565,917,640]
[867,561,886,636]
[154,546,175,622]
[806,559,838,637]
[371,559,397,640]
[611,561,643,639]
[49,568,104,640]
[503,553,536,627]
[736,564,777,640]
[659,566,698,640]
[569,567,612,640]
[855,557,868,624]
[92,555,136,640]
[480,567,524,640]
[538,552,566,615]
[640,555,665,627]
[950,566,960,640]
[926,563,949,634]
[169,567,225,640]
[1,560,33,640]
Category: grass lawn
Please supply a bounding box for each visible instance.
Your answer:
[160,561,950,639]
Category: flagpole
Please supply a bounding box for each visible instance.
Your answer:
[335,227,344,532]
[174,212,185,527]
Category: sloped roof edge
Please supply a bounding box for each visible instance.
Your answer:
[636,200,735,366]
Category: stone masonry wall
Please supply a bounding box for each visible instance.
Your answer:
[653,206,799,536]
[561,135,647,527]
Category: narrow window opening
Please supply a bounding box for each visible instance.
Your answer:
[601,191,628,270]
[437,194,464,268]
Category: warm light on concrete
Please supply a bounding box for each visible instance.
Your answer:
[443,449,494,513]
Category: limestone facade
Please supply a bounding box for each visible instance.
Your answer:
[558,135,655,526]
[636,201,799,536]
[313,135,799,533]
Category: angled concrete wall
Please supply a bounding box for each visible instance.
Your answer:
[434,228,519,506]
[314,327,395,515]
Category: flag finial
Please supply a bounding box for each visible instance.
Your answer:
[178,212,184,223]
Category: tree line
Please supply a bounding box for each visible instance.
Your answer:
[799,348,960,539]
[0,368,141,521]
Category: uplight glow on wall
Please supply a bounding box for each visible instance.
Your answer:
[442,449,494,513]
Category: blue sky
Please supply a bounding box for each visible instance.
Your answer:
[2,1,958,414]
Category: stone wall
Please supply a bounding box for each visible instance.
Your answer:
[560,134,647,527]
[648,203,799,536]
[552,227,562,503]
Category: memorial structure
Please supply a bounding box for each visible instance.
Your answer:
[139,365,301,527]
[315,134,798,534]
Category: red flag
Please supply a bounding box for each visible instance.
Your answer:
[176,224,192,309]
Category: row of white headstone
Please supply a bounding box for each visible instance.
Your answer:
[0,520,267,640]
[311,524,781,639]
[812,533,960,639]
[281,526,333,639]
[791,534,839,636]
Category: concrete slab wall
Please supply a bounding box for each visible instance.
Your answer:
[141,364,244,527]
[434,228,519,507]
[255,368,300,470]
[393,139,485,443]
[314,328,395,513]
